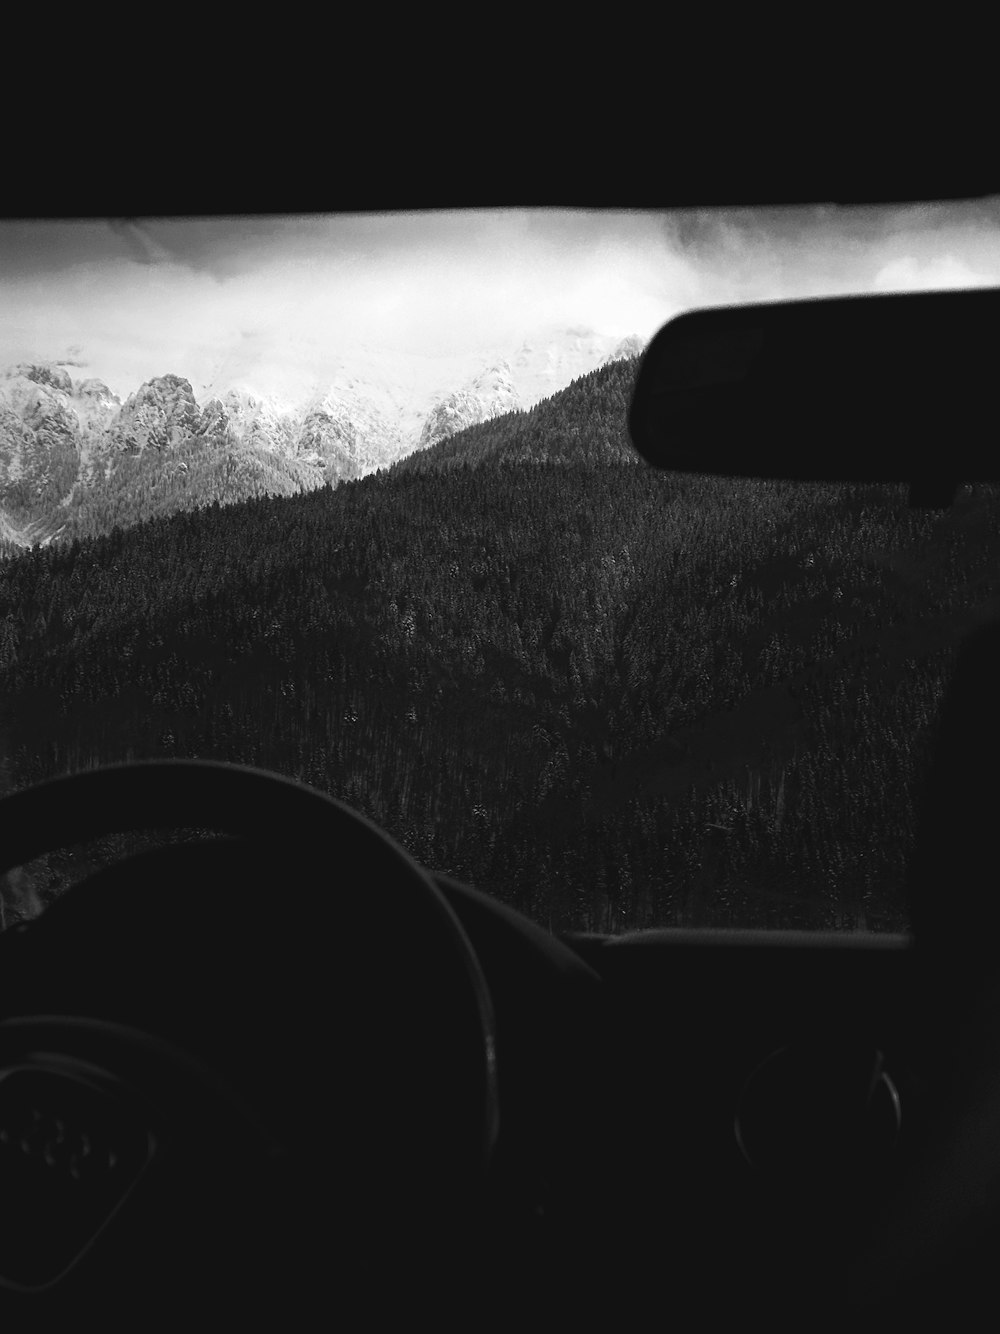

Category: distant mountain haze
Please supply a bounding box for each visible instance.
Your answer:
[0,328,645,550]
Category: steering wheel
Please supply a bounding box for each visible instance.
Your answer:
[0,760,499,1324]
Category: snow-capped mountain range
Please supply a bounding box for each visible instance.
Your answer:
[0,327,645,549]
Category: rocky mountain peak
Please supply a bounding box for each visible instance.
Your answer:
[4,363,74,395]
[470,359,517,400]
[112,374,201,453]
[76,378,120,405]
[132,373,198,408]
[196,396,231,440]
[607,334,646,362]
[418,359,522,450]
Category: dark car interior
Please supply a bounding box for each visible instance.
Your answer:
[2,137,999,1328]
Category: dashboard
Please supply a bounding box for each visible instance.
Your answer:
[436,873,936,1324]
[0,762,991,1329]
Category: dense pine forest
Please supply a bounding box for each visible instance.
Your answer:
[1,355,998,934]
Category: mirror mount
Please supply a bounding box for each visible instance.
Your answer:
[908,478,959,510]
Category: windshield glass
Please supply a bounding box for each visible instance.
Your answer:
[1,204,999,935]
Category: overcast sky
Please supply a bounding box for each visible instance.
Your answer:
[1,203,998,401]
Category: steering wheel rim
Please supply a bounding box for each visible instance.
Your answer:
[0,760,499,1316]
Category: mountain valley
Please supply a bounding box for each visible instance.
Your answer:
[2,352,995,936]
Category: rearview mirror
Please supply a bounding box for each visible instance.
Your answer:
[628,289,1000,507]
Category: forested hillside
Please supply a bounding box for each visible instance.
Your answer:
[1,356,998,934]
[398,358,639,472]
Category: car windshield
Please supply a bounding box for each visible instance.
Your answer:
[1,204,998,936]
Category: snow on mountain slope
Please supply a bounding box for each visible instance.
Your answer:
[510,325,644,403]
[200,326,644,447]
[200,334,482,443]
[0,367,88,526]
[606,333,647,362]
[0,326,646,547]
[418,360,521,450]
[109,374,201,454]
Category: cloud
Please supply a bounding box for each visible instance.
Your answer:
[2,205,998,403]
[107,220,176,267]
[872,254,996,292]
[658,201,1000,311]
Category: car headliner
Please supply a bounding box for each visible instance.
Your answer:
[8,101,997,220]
